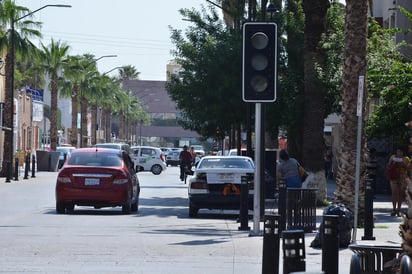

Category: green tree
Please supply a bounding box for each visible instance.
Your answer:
[37,39,70,151]
[366,21,412,144]
[0,0,41,176]
[167,6,244,139]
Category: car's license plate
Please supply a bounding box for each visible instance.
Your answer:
[207,173,241,184]
[85,178,100,185]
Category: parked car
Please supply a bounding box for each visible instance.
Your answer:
[191,145,205,156]
[55,148,140,214]
[56,146,76,169]
[131,146,167,175]
[187,156,255,217]
[160,147,172,155]
[95,143,137,170]
[166,149,182,166]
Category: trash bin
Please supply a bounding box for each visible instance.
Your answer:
[36,150,60,172]
[310,203,354,248]
[36,150,49,171]
[286,188,317,232]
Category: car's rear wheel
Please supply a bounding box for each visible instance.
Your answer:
[66,203,75,212]
[122,195,132,214]
[56,202,66,214]
[151,164,162,175]
[189,203,198,217]
[131,198,138,212]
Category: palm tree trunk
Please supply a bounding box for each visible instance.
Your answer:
[334,0,368,215]
[104,108,112,142]
[80,95,88,147]
[91,104,97,146]
[1,48,14,177]
[119,112,125,141]
[71,84,78,147]
[301,0,330,203]
[50,77,59,151]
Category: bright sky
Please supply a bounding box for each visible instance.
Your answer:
[15,0,206,80]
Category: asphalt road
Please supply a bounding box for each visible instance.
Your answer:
[0,167,263,274]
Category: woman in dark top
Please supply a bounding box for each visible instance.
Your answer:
[276,149,302,188]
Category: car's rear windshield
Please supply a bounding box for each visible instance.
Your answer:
[198,158,253,169]
[68,152,122,167]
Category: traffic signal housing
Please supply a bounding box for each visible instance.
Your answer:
[242,22,277,102]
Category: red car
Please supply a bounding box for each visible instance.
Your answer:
[55,148,140,214]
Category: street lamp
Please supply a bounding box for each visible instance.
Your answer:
[5,4,71,182]
[103,66,124,76]
[79,55,117,148]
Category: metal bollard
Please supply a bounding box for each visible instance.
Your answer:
[239,175,250,231]
[278,179,287,232]
[282,229,305,274]
[321,215,339,274]
[31,155,36,178]
[24,154,30,179]
[362,176,375,240]
[400,255,412,274]
[14,157,19,181]
[349,253,361,274]
[5,160,12,182]
[48,153,52,172]
[262,214,280,274]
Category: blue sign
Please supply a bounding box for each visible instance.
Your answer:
[26,87,44,102]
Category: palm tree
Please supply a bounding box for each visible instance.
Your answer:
[36,39,70,151]
[0,0,41,177]
[301,0,330,203]
[118,65,140,80]
[89,74,114,145]
[334,0,368,214]
[60,55,85,147]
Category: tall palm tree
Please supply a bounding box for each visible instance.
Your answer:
[37,39,70,151]
[334,0,368,214]
[60,55,85,147]
[0,0,41,177]
[301,0,330,203]
[89,74,113,145]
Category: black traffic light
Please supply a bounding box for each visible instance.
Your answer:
[242,22,277,102]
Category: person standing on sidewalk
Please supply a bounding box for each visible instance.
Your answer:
[387,148,411,216]
[276,149,302,188]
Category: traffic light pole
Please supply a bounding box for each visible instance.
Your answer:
[251,102,262,236]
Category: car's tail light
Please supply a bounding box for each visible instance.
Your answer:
[57,172,71,183]
[113,173,129,184]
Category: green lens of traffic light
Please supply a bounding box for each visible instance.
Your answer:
[251,32,269,50]
[250,75,268,93]
[251,53,268,71]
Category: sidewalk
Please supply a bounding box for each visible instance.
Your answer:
[290,179,402,273]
